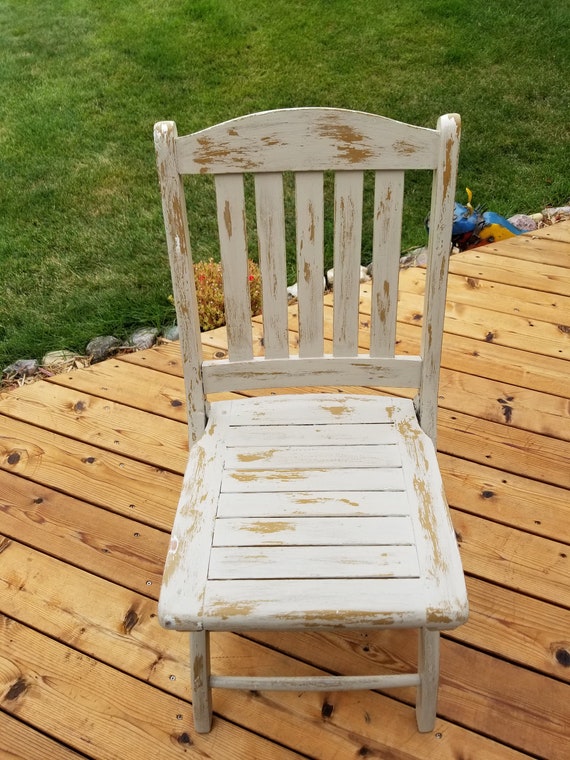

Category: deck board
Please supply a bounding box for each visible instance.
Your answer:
[1,222,569,759]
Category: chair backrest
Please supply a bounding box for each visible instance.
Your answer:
[154,108,460,444]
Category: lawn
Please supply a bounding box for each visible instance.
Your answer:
[1,0,568,368]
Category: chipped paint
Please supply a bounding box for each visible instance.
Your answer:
[426,608,453,625]
[236,449,278,462]
[308,201,316,243]
[210,601,256,620]
[229,470,307,482]
[223,200,232,239]
[242,520,294,534]
[393,139,417,156]
[321,404,349,416]
[276,609,396,627]
[317,119,374,163]
[193,654,205,687]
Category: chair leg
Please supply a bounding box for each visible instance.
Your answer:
[416,628,440,732]
[190,631,213,733]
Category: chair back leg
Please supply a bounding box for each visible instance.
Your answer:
[190,631,213,732]
[416,628,440,732]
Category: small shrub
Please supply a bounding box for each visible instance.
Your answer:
[193,259,262,332]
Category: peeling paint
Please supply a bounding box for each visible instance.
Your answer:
[242,520,294,534]
[237,449,277,462]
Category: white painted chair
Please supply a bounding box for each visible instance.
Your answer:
[154,108,468,734]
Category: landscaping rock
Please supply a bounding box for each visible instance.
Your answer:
[3,358,39,377]
[129,327,158,351]
[42,350,81,368]
[162,324,180,341]
[86,335,121,362]
[508,214,537,232]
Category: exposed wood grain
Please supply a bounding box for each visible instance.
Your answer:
[437,408,570,489]
[0,711,86,760]
[459,576,570,683]
[246,627,569,759]
[0,415,180,530]
[398,287,570,360]
[440,453,570,544]
[0,381,189,471]
[0,470,167,597]
[447,250,570,295]
[0,539,521,760]
[481,227,570,265]
[401,267,570,325]
[452,509,570,607]
[48,359,188,421]
[0,615,301,760]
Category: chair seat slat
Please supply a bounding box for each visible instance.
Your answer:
[216,490,411,518]
[209,545,420,580]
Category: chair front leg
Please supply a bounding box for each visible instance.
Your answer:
[416,628,440,732]
[190,630,213,733]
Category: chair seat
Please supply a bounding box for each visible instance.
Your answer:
[159,394,468,633]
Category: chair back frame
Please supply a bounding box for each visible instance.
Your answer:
[154,108,461,444]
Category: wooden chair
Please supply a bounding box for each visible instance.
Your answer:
[154,108,468,734]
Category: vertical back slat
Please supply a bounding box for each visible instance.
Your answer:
[254,173,289,359]
[215,174,254,361]
[295,172,325,358]
[333,171,364,357]
[369,170,405,357]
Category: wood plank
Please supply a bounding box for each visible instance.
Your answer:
[437,409,570,489]
[397,288,570,360]
[174,107,440,174]
[480,227,570,265]
[0,415,180,530]
[48,359,188,421]
[440,454,570,544]
[0,615,301,760]
[398,267,570,326]
[0,381,189,472]
[0,711,86,760]
[328,293,569,397]
[247,627,570,759]
[222,466,405,493]
[0,540,521,760]
[445,249,570,295]
[436,369,569,441]
[0,470,167,597]
[459,576,570,683]
[533,220,570,244]
[452,509,570,607]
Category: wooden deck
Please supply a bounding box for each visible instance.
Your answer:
[1,222,569,760]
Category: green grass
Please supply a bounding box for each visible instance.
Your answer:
[1,0,568,367]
